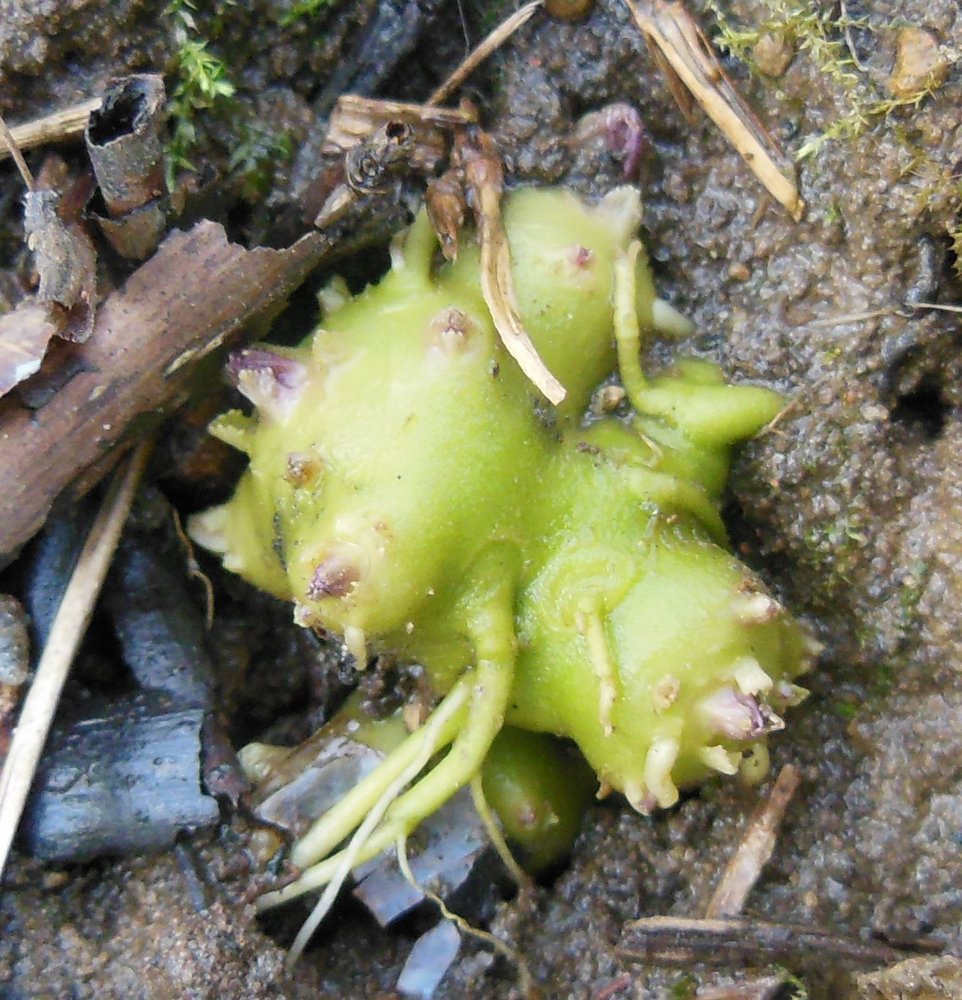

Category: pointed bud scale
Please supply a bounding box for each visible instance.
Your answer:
[771,681,810,709]
[187,504,230,556]
[343,625,368,665]
[208,409,254,455]
[731,657,774,696]
[699,745,740,775]
[732,591,782,626]
[624,779,656,816]
[643,737,680,808]
[802,630,825,659]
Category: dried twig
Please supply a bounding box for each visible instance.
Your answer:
[705,764,801,918]
[623,0,804,221]
[0,113,36,190]
[620,915,913,969]
[428,0,544,105]
[695,976,793,1000]
[0,99,100,162]
[0,441,149,881]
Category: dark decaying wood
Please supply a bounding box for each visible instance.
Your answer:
[0,222,332,561]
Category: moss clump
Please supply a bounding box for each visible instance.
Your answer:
[191,186,812,911]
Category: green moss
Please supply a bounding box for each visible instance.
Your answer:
[164,0,238,187]
[280,0,336,27]
[704,1,951,168]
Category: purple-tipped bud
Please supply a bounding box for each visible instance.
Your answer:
[308,556,359,600]
[700,688,785,741]
[227,348,308,420]
[574,103,648,181]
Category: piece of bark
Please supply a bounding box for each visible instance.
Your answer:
[0,222,333,562]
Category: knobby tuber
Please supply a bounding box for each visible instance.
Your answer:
[191,186,812,913]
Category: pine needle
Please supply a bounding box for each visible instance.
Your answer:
[0,441,150,881]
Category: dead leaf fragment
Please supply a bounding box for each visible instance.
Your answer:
[0,302,60,397]
[24,189,98,343]
[753,31,795,78]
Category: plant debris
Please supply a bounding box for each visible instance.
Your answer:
[453,124,566,403]
[85,74,169,260]
[0,596,30,763]
[0,442,149,881]
[0,116,98,395]
[705,763,801,918]
[0,98,101,161]
[0,220,346,561]
[619,916,917,970]
[623,0,804,220]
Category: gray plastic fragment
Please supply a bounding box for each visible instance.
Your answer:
[353,787,488,926]
[397,920,461,1000]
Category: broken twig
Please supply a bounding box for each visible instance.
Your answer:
[0,99,101,162]
[0,441,149,881]
[428,1,544,105]
[705,763,801,918]
[620,915,912,970]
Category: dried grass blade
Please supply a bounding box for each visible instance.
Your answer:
[0,441,150,881]
[455,127,564,403]
[624,0,805,221]
[473,174,566,404]
[428,0,544,106]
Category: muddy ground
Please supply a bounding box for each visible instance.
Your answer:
[1,0,962,997]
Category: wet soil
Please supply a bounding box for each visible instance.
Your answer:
[2,0,962,997]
